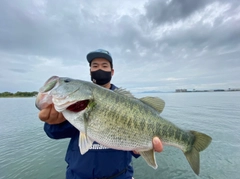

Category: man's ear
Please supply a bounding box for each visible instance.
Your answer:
[111,69,114,76]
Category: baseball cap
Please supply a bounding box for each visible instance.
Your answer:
[86,49,113,67]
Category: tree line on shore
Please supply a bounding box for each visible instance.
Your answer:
[0,91,38,97]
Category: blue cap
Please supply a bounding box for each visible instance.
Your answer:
[86,49,113,67]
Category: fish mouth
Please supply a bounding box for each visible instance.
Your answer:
[66,100,90,112]
[36,76,90,112]
[35,76,60,110]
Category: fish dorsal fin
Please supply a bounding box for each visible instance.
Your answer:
[140,97,165,113]
[79,132,94,155]
[139,149,158,169]
[114,88,135,98]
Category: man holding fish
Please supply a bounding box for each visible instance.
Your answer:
[38,49,163,179]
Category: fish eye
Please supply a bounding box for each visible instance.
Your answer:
[64,78,71,83]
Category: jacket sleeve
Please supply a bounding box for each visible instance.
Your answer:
[130,151,140,158]
[44,120,78,139]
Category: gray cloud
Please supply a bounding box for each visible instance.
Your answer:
[0,0,239,92]
[144,0,209,25]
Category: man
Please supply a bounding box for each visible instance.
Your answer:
[38,49,163,179]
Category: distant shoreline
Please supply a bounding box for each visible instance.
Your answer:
[175,88,240,93]
[1,89,239,97]
[0,96,36,98]
[140,89,240,93]
[0,91,38,98]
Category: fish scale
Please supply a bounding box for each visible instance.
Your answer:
[89,91,156,144]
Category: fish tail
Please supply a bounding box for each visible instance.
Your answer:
[184,130,212,175]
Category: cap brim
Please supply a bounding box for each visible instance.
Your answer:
[87,52,112,63]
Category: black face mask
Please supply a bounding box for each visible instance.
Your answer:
[91,69,112,85]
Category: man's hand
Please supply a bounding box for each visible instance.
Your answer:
[133,137,163,154]
[38,104,66,124]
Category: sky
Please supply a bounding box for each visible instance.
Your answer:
[0,0,240,93]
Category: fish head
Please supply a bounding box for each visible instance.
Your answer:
[35,76,92,112]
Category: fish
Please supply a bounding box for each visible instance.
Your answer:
[35,76,212,175]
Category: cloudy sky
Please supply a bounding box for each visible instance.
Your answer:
[0,0,239,93]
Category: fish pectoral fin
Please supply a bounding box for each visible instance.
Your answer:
[184,131,212,175]
[139,97,165,113]
[139,149,158,169]
[79,132,94,155]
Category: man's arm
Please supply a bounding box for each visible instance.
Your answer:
[44,121,78,139]
[39,104,78,139]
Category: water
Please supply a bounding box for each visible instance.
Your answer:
[0,92,240,179]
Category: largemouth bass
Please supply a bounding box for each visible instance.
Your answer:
[35,76,212,175]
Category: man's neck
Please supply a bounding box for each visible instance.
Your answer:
[101,83,111,89]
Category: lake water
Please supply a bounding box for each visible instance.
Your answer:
[0,92,240,179]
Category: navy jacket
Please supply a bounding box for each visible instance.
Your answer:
[44,84,139,179]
